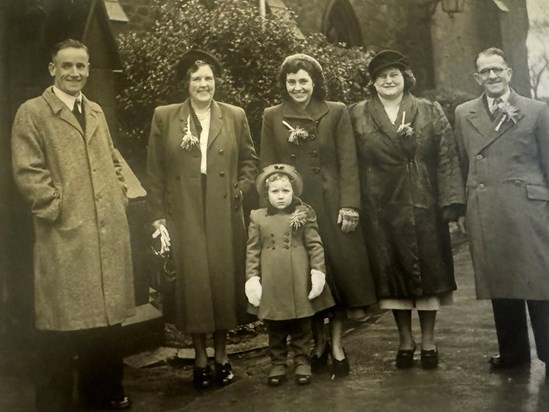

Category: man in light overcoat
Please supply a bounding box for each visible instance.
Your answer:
[454,47,549,372]
[11,39,135,411]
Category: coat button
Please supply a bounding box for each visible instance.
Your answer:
[290,154,296,159]
[312,151,318,157]
[478,183,485,190]
[283,245,289,249]
[309,133,316,139]
[219,149,224,154]
[476,154,483,160]
[312,167,320,173]
[234,183,239,188]
[514,180,521,186]
[219,171,225,176]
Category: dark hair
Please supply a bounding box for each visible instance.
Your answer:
[278,59,326,101]
[51,39,89,60]
[181,60,218,99]
[474,47,508,69]
[367,66,416,95]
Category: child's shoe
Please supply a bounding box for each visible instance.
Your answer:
[295,363,312,385]
[267,364,287,387]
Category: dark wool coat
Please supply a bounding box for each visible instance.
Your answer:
[246,204,335,320]
[455,91,549,299]
[147,99,258,333]
[11,88,135,331]
[260,99,376,308]
[349,93,465,299]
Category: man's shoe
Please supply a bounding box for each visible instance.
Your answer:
[489,354,530,369]
[84,396,132,410]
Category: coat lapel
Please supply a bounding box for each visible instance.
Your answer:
[207,100,223,148]
[43,88,84,137]
[83,97,98,143]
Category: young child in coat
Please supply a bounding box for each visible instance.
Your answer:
[245,164,335,386]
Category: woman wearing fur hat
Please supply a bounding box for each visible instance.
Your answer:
[349,50,466,369]
[146,50,258,388]
[245,164,335,386]
[260,54,377,378]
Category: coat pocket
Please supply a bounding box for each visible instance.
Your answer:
[526,184,549,201]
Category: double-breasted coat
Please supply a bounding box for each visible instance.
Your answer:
[245,204,335,320]
[455,91,549,300]
[260,99,376,308]
[147,99,258,333]
[349,94,465,299]
[11,88,135,331]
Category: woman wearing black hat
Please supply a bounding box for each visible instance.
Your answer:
[146,50,258,388]
[260,53,377,378]
[349,50,466,369]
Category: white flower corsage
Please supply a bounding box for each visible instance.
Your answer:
[495,102,520,131]
[180,115,200,151]
[283,120,310,145]
[396,111,414,138]
[289,208,308,230]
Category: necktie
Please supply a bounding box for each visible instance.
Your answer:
[72,99,85,131]
[491,97,502,118]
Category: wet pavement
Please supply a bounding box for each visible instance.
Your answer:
[2,238,549,411]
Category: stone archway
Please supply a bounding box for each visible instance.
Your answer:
[322,0,362,46]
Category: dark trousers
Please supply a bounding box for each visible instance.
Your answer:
[492,299,549,364]
[264,318,312,368]
[35,325,125,412]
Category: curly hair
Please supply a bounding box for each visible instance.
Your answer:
[278,59,326,101]
[180,60,220,99]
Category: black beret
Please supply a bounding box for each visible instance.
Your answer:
[368,50,408,80]
[176,49,222,80]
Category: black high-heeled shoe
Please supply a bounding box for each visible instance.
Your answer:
[214,362,235,385]
[396,343,416,369]
[310,343,330,374]
[193,366,214,389]
[421,347,438,369]
[331,348,350,378]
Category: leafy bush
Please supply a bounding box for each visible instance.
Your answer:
[420,87,476,127]
[116,0,374,152]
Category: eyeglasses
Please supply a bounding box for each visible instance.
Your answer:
[477,67,508,77]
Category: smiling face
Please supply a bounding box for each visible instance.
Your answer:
[474,53,512,98]
[267,176,294,210]
[373,66,404,100]
[188,64,215,106]
[48,47,89,96]
[286,69,314,108]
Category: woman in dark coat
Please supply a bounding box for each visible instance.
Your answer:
[260,54,377,377]
[147,50,258,388]
[349,50,465,369]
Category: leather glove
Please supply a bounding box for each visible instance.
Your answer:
[337,208,359,233]
[245,276,262,307]
[308,269,326,300]
[152,219,171,255]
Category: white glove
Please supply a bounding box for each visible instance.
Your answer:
[152,219,171,255]
[308,269,326,300]
[245,276,262,307]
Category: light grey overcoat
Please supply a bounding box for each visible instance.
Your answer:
[12,88,135,331]
[455,91,549,299]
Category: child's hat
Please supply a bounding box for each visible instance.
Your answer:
[256,164,303,196]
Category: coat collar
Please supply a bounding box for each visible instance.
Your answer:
[281,98,329,122]
[179,99,223,148]
[42,87,100,141]
[465,90,525,153]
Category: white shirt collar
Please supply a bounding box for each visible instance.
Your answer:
[52,86,83,111]
[486,89,511,107]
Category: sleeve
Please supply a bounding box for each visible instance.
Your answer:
[302,207,326,273]
[535,103,549,182]
[434,101,466,209]
[259,108,276,170]
[245,210,262,280]
[11,104,61,222]
[102,109,128,207]
[453,104,469,184]
[146,107,167,221]
[236,108,259,195]
[334,104,361,210]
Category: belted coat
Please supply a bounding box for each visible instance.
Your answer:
[245,204,335,320]
[349,94,465,299]
[147,99,258,333]
[454,91,549,299]
[260,99,376,308]
[11,88,135,331]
